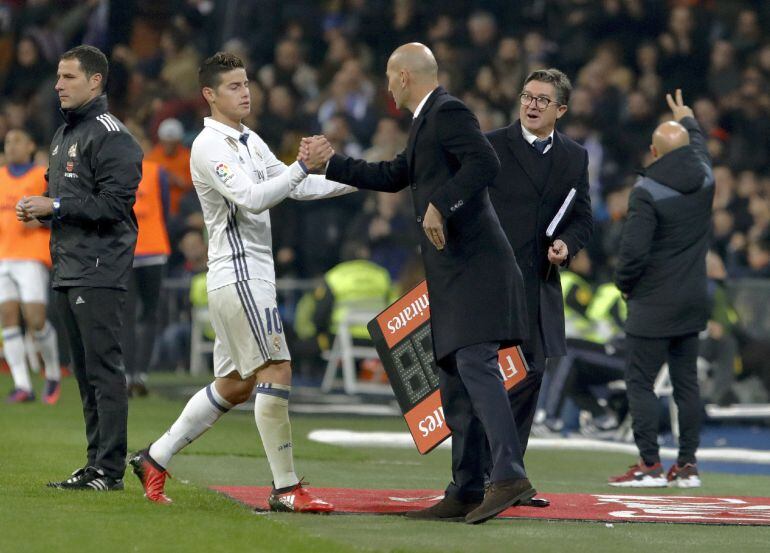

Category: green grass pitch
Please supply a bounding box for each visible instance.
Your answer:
[1,374,768,553]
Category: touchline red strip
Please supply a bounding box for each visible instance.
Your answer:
[211,486,770,526]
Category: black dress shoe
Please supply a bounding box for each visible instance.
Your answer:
[465,478,536,525]
[520,496,550,508]
[404,495,482,522]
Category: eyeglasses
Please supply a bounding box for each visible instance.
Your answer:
[519,92,559,110]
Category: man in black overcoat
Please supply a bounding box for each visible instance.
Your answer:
[307,43,534,524]
[486,69,593,482]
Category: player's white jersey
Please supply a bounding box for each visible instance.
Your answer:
[190,117,355,291]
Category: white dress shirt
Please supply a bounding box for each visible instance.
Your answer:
[412,88,437,119]
[521,124,555,154]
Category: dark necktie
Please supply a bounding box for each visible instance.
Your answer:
[533,137,552,154]
[239,132,253,161]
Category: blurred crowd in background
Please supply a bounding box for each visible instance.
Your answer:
[1,0,770,403]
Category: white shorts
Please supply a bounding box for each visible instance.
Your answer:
[0,260,50,304]
[208,279,290,379]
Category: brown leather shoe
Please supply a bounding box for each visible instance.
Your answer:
[404,495,482,522]
[465,478,536,524]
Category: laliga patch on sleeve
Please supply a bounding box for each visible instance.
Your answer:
[214,162,235,184]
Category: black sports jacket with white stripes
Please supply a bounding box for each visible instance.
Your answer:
[45,95,142,290]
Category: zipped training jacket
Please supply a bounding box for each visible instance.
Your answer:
[46,95,142,290]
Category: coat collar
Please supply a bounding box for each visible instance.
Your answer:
[407,86,445,169]
[507,119,567,197]
[61,95,109,126]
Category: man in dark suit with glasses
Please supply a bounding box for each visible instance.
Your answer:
[487,70,594,502]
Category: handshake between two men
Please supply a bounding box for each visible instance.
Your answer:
[298,135,335,173]
[296,134,446,252]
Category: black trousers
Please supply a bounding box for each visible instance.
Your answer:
[121,264,165,381]
[440,342,525,503]
[625,333,701,466]
[507,353,547,455]
[554,342,625,417]
[54,287,128,478]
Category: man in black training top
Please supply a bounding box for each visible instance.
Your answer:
[18,45,142,491]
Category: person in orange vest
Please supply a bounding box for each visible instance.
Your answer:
[0,128,61,404]
[122,134,171,397]
[146,118,192,217]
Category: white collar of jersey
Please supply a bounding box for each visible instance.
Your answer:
[204,117,252,142]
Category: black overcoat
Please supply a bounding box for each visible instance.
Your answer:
[326,87,528,360]
[486,121,593,364]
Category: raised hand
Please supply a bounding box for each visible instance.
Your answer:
[298,135,334,173]
[666,89,694,122]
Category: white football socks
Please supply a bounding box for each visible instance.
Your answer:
[254,383,298,490]
[3,327,31,392]
[34,321,60,381]
[149,383,232,468]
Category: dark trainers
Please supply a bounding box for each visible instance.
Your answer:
[42,380,61,405]
[268,480,334,513]
[49,466,123,491]
[129,448,172,504]
[404,495,482,522]
[608,460,667,487]
[47,467,90,489]
[6,388,35,403]
[81,467,124,491]
[667,463,702,488]
[465,478,536,525]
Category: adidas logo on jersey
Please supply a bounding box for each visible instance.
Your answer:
[75,296,86,305]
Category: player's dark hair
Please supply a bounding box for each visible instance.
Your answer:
[6,127,36,145]
[199,52,245,89]
[5,127,37,162]
[524,68,572,105]
[60,45,109,90]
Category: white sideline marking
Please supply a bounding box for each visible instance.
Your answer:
[307,430,770,464]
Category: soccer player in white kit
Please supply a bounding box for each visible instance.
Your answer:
[130,52,355,511]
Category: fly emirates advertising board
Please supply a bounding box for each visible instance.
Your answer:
[367,281,528,454]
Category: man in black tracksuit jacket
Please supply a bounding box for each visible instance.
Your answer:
[610,91,714,488]
[18,46,142,490]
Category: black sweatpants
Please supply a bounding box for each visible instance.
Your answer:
[625,333,701,466]
[121,264,165,382]
[54,287,128,478]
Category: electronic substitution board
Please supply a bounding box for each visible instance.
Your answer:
[367,281,529,454]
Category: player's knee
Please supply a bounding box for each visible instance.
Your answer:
[0,302,20,327]
[26,314,46,332]
[257,361,292,386]
[21,304,47,331]
[215,378,255,405]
